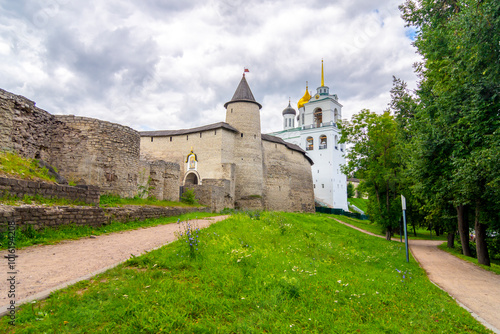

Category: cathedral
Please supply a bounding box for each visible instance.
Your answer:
[268,61,348,210]
[140,73,315,212]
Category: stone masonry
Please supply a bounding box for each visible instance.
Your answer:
[0,205,209,232]
[0,177,100,205]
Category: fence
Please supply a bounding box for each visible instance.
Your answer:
[315,206,370,220]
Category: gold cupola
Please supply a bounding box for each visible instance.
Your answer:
[297,81,311,109]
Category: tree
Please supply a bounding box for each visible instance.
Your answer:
[400,0,500,264]
[340,110,402,240]
[347,182,355,198]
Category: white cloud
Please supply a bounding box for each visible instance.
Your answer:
[0,0,420,134]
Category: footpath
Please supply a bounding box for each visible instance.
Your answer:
[333,218,500,334]
[0,215,229,316]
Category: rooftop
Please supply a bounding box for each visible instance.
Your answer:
[140,122,239,137]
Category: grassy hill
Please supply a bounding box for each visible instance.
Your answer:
[1,212,489,333]
[348,197,368,213]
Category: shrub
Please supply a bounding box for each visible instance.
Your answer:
[181,189,198,204]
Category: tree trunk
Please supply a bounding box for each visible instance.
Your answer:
[447,232,455,248]
[474,203,490,266]
[456,204,472,257]
[412,223,417,237]
[386,226,392,241]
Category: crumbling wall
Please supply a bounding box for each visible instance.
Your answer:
[0,205,209,232]
[50,115,140,197]
[0,88,57,159]
[139,160,181,201]
[185,180,233,213]
[0,177,100,205]
[0,89,146,198]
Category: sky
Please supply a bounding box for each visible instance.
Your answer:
[0,0,421,134]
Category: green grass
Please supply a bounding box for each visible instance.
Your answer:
[0,212,490,333]
[0,193,91,206]
[327,214,447,241]
[0,212,218,250]
[0,151,56,183]
[348,197,368,213]
[99,194,203,208]
[438,243,500,275]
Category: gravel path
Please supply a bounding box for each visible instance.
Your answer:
[0,215,229,316]
[334,218,500,333]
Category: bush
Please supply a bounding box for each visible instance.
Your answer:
[181,189,198,204]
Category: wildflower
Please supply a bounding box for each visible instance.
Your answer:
[337,280,341,283]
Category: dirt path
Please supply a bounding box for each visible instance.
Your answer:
[334,218,500,333]
[1,215,229,316]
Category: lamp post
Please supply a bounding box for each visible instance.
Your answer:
[401,195,409,263]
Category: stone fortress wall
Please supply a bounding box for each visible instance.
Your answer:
[261,137,315,212]
[51,115,140,197]
[0,88,176,201]
[0,85,315,213]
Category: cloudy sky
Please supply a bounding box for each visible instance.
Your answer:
[0,0,420,133]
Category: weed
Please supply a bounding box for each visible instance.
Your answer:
[180,189,198,205]
[99,194,200,208]
[175,219,201,259]
[0,193,89,206]
[0,151,56,182]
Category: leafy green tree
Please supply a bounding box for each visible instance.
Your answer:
[347,182,355,199]
[340,110,402,240]
[400,0,500,264]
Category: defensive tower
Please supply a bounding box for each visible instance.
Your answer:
[224,73,264,209]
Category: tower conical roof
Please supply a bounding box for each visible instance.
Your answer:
[224,75,262,109]
[282,102,297,116]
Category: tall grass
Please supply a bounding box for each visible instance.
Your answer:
[0,212,489,333]
[99,194,201,208]
[0,151,56,182]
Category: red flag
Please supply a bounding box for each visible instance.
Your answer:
[244,68,249,72]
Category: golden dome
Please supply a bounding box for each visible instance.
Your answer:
[297,82,311,109]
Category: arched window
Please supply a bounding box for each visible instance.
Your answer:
[306,137,314,151]
[314,108,323,127]
[334,135,338,150]
[334,108,339,123]
[319,135,327,149]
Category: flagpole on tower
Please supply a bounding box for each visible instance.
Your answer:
[243,67,249,77]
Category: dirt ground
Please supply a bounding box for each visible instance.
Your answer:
[0,215,229,316]
[334,218,500,333]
